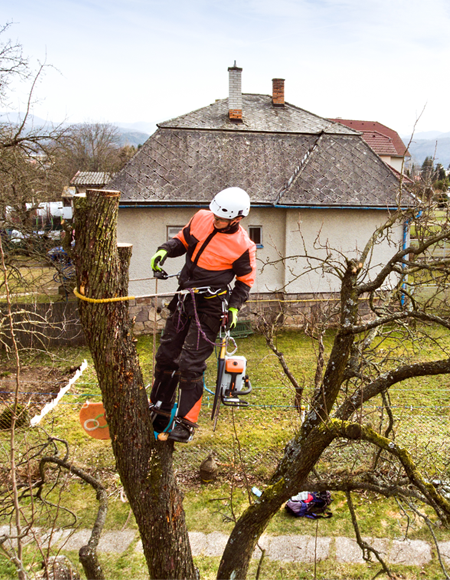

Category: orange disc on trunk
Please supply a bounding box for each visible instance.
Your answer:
[79,401,110,440]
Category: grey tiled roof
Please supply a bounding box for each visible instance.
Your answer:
[159,95,357,135]
[71,171,114,186]
[108,94,408,208]
[278,134,400,206]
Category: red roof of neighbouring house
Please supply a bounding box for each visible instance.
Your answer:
[328,119,410,158]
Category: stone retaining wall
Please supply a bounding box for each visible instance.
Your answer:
[2,293,378,348]
[129,292,377,335]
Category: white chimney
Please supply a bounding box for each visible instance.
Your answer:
[228,62,243,121]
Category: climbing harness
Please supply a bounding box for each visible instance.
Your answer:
[151,271,252,436]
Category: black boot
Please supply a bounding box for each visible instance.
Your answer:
[150,406,174,433]
[149,367,179,432]
[168,417,197,443]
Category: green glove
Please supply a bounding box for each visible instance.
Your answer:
[150,249,168,272]
[227,307,238,330]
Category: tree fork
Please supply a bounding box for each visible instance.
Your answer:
[73,190,196,580]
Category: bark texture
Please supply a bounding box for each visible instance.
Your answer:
[74,190,196,580]
[217,259,361,579]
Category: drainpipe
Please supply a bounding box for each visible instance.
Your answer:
[401,211,421,307]
[400,218,410,307]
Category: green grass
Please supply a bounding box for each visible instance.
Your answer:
[2,326,450,577]
[0,540,447,580]
[0,256,74,303]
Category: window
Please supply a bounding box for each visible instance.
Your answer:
[248,226,263,247]
[167,226,183,240]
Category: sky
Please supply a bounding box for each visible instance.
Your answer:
[2,0,450,138]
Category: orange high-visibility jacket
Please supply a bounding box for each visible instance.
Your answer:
[159,210,256,310]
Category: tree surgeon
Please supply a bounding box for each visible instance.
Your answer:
[149,188,256,443]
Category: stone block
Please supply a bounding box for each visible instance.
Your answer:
[389,539,431,566]
[62,529,91,551]
[437,541,450,565]
[267,535,330,563]
[98,531,136,552]
[334,537,389,564]
[251,534,271,559]
[62,529,135,553]
[135,309,149,323]
[204,532,229,557]
[189,532,207,556]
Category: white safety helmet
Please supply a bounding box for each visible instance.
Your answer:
[209,187,250,220]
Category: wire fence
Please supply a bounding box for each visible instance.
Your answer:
[1,377,449,486]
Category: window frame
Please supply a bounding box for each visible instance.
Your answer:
[166,226,183,241]
[248,225,263,248]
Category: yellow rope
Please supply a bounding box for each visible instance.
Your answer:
[73,288,136,303]
[73,287,372,306]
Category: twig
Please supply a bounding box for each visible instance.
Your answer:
[255,545,266,580]
[231,409,253,505]
[346,491,393,579]
[39,455,107,580]
[314,518,319,580]
[402,498,450,580]
[0,233,27,580]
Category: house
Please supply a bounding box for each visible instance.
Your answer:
[61,171,116,220]
[70,171,115,194]
[328,119,410,174]
[106,66,411,327]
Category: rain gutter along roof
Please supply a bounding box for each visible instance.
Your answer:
[118,203,405,210]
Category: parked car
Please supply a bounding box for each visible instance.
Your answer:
[48,246,69,262]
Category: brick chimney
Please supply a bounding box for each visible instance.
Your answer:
[228,63,243,121]
[272,78,285,107]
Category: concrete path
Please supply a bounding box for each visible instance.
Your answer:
[3,526,449,566]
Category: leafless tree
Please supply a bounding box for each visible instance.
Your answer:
[0,23,28,107]
[51,122,134,183]
[73,187,450,579]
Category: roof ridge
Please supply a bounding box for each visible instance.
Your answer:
[276,132,325,204]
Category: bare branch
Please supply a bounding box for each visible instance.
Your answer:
[346,491,394,579]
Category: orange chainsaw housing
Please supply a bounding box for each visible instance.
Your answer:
[225,358,246,373]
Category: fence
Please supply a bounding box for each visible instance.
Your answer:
[1,373,448,486]
[0,301,85,349]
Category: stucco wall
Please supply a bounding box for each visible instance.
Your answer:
[283,208,404,293]
[117,206,288,297]
[117,207,194,296]
[118,206,404,298]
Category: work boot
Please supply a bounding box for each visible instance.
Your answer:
[168,418,196,443]
[149,368,179,432]
[149,406,172,433]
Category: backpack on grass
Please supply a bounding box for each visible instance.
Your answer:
[285,491,333,519]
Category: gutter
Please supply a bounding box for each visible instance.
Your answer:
[119,203,407,211]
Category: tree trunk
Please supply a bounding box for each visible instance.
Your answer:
[73,189,196,580]
[217,429,336,579]
[217,260,361,579]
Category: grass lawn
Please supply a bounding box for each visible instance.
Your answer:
[1,327,450,578]
[0,256,66,303]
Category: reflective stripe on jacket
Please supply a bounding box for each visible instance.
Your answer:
[159,210,256,310]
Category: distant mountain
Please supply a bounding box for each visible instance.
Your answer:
[116,129,150,148]
[405,136,450,168]
[402,131,450,141]
[114,121,157,136]
[0,112,151,148]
